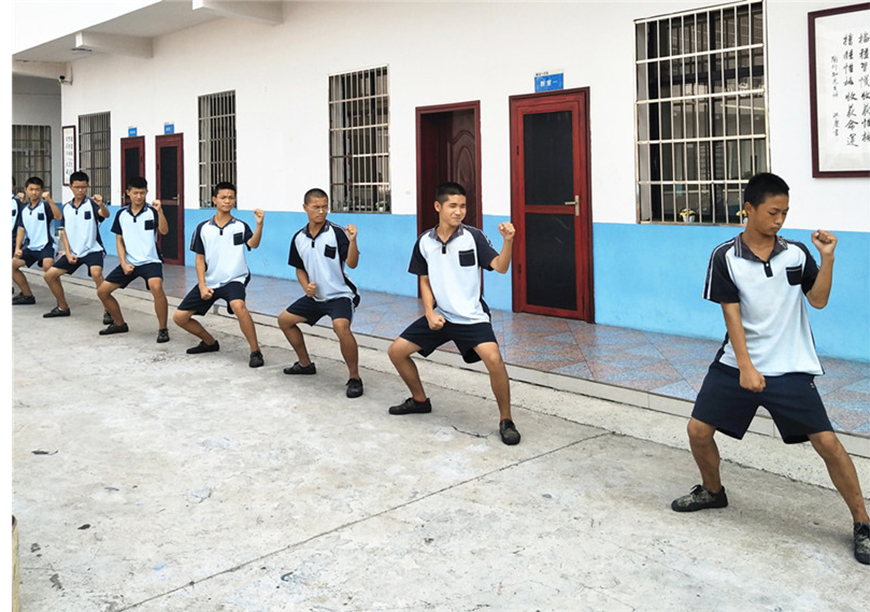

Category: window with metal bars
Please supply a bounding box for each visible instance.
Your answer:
[329,66,391,213]
[636,1,769,224]
[198,90,237,208]
[78,112,111,204]
[13,125,52,195]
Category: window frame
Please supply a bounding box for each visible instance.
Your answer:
[198,90,237,208]
[77,111,111,204]
[12,125,53,195]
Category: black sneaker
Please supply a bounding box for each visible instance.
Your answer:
[671,485,728,512]
[499,419,521,445]
[12,293,35,305]
[43,306,70,318]
[103,311,113,325]
[156,328,170,343]
[346,378,364,398]
[249,350,264,368]
[389,397,432,415]
[99,322,129,335]
[283,361,316,375]
[187,340,220,354]
[855,522,870,565]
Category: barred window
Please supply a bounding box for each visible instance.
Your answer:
[13,125,52,194]
[198,90,237,208]
[329,66,391,213]
[636,1,769,224]
[78,112,111,203]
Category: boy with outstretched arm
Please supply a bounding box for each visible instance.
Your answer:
[42,171,110,318]
[277,188,363,398]
[172,182,265,368]
[12,176,62,305]
[97,176,171,343]
[671,172,869,565]
[387,182,520,445]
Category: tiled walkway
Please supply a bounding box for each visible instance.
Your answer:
[77,257,870,438]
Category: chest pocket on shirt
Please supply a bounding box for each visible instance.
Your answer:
[37,213,45,221]
[786,265,803,286]
[233,231,245,246]
[144,219,155,231]
[458,249,476,267]
[324,244,337,259]
[84,210,92,220]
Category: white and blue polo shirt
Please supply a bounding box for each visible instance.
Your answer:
[288,220,358,303]
[190,216,253,288]
[61,198,105,257]
[110,204,161,266]
[409,224,499,325]
[704,234,822,376]
[16,200,56,251]
[11,196,23,239]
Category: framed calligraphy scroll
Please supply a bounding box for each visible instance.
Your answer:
[808,3,870,177]
[62,125,76,185]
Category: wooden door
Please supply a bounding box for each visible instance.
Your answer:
[155,134,184,265]
[416,102,481,234]
[509,88,594,322]
[120,136,145,207]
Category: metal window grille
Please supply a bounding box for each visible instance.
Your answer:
[635,1,769,224]
[198,90,237,208]
[329,66,391,213]
[78,112,111,204]
[13,125,52,194]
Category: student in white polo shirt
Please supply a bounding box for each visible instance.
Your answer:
[11,177,25,256]
[172,181,265,368]
[97,176,171,343]
[42,171,110,318]
[671,172,869,565]
[12,176,62,305]
[386,182,520,446]
[277,188,363,398]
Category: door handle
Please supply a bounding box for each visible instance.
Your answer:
[563,195,579,216]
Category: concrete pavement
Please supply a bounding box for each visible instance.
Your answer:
[11,277,870,611]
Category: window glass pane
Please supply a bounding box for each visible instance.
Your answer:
[660,101,672,139]
[738,94,752,135]
[672,101,684,139]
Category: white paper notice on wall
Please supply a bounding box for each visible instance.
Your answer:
[812,7,870,174]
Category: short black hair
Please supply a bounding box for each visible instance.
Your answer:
[127,176,148,190]
[212,181,236,197]
[69,171,90,184]
[435,182,466,203]
[304,188,328,204]
[744,172,789,208]
[25,176,44,189]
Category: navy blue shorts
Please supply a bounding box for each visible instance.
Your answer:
[104,262,164,289]
[286,296,354,326]
[692,362,833,444]
[178,281,248,316]
[399,316,498,364]
[19,244,55,268]
[53,251,104,276]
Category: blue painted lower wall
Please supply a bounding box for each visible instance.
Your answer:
[99,207,869,362]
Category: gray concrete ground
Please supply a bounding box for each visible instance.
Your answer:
[11,277,870,612]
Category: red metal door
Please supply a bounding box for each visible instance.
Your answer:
[120,136,145,206]
[509,88,593,322]
[155,134,184,265]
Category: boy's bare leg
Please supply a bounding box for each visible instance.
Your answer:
[333,318,359,379]
[229,299,259,352]
[172,309,215,345]
[11,259,32,295]
[686,418,723,492]
[278,311,312,365]
[90,267,104,290]
[44,267,68,310]
[148,277,168,329]
[97,282,124,325]
[388,337,426,402]
[474,342,512,421]
[809,431,870,523]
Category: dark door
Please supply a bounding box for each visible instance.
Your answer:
[416,101,481,233]
[120,136,145,206]
[509,88,593,322]
[156,134,184,265]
